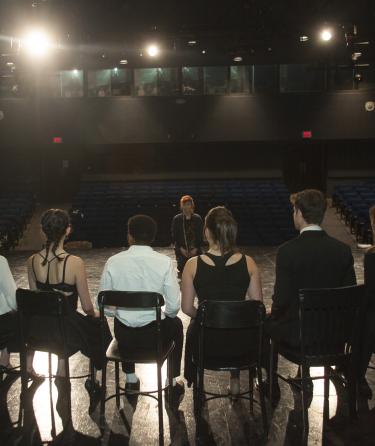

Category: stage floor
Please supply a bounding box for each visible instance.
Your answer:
[1,245,374,446]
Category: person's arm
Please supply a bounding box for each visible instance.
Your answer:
[342,247,357,286]
[245,256,263,301]
[98,260,116,316]
[171,216,177,245]
[27,255,37,291]
[163,259,180,318]
[181,257,198,318]
[0,257,17,311]
[73,257,96,317]
[271,246,294,317]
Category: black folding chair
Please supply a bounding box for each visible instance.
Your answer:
[16,288,95,438]
[98,291,175,446]
[270,285,365,445]
[194,299,268,440]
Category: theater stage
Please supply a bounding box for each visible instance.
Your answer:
[1,242,374,446]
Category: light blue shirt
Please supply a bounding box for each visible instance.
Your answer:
[0,256,17,315]
[99,245,180,327]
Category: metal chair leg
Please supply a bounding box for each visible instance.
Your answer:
[196,364,204,441]
[167,355,173,408]
[301,363,309,445]
[157,362,164,446]
[249,368,254,416]
[347,364,357,420]
[48,353,56,438]
[257,365,268,436]
[115,361,120,409]
[100,361,107,428]
[269,340,275,404]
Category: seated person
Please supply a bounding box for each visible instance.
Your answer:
[0,255,18,371]
[99,214,184,397]
[27,209,111,385]
[358,205,375,399]
[181,206,263,395]
[264,190,356,405]
[171,195,203,274]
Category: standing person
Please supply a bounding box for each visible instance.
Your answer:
[181,206,263,395]
[358,205,375,399]
[171,195,203,274]
[264,190,357,406]
[27,209,111,385]
[99,214,184,399]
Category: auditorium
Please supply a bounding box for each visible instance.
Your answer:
[0,1,375,445]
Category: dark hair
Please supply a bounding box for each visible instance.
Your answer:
[204,206,237,255]
[292,189,327,225]
[128,214,157,245]
[40,209,70,266]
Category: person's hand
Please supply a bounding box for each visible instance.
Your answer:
[92,309,100,318]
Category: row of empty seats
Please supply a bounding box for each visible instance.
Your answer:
[0,191,35,251]
[332,183,375,243]
[70,179,297,247]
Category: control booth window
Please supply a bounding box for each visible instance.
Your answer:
[61,70,84,97]
[182,66,202,95]
[204,66,228,94]
[157,68,178,96]
[134,68,158,96]
[280,64,325,92]
[229,66,251,94]
[111,68,132,96]
[254,65,279,93]
[88,69,111,97]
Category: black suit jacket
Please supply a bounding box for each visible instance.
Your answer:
[171,213,203,250]
[269,230,356,343]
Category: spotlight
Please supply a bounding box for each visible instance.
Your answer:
[146,44,159,57]
[23,29,51,57]
[119,59,128,65]
[202,50,206,54]
[233,56,243,62]
[320,29,333,42]
[188,40,197,46]
[300,35,309,42]
[73,69,79,75]
[113,67,118,72]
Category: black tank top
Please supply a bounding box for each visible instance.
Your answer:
[193,252,250,303]
[32,253,79,311]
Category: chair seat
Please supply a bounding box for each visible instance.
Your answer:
[192,354,258,371]
[106,339,175,364]
[279,343,350,367]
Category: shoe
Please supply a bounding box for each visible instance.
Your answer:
[125,378,140,394]
[258,379,281,408]
[358,377,373,400]
[167,379,185,405]
[27,370,45,382]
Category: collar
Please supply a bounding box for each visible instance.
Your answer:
[127,245,154,252]
[300,225,323,234]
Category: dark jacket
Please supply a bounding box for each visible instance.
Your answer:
[364,249,375,312]
[268,230,356,343]
[171,213,203,250]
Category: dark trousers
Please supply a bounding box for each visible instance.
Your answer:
[175,249,188,273]
[359,310,375,378]
[0,311,19,352]
[114,316,183,378]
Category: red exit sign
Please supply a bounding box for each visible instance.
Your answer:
[302,130,312,139]
[53,136,63,144]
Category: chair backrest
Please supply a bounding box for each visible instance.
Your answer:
[299,285,365,357]
[98,290,164,310]
[16,288,71,356]
[196,299,266,366]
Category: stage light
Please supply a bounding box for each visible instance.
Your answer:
[320,29,333,42]
[119,59,128,65]
[202,50,206,54]
[188,40,197,46]
[146,44,159,57]
[300,35,309,42]
[233,56,243,62]
[23,29,51,57]
[73,69,79,76]
[113,67,118,72]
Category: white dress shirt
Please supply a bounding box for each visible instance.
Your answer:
[99,245,180,327]
[0,256,17,315]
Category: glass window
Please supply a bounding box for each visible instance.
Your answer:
[111,68,132,96]
[354,65,375,91]
[229,66,250,94]
[61,70,83,97]
[42,72,63,97]
[182,67,202,95]
[157,68,178,95]
[328,66,354,90]
[254,65,279,92]
[88,69,111,97]
[134,68,157,96]
[204,66,228,94]
[0,73,30,98]
[280,64,325,92]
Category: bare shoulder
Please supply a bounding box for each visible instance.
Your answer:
[185,256,198,274]
[244,255,259,274]
[66,255,84,267]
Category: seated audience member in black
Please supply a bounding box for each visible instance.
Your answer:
[181,206,263,396]
[99,215,184,398]
[358,205,375,399]
[0,255,18,372]
[171,195,204,274]
[264,190,357,406]
[27,209,111,386]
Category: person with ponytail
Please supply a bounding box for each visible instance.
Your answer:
[27,209,111,388]
[181,206,263,395]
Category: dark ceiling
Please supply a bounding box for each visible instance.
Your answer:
[0,0,374,67]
